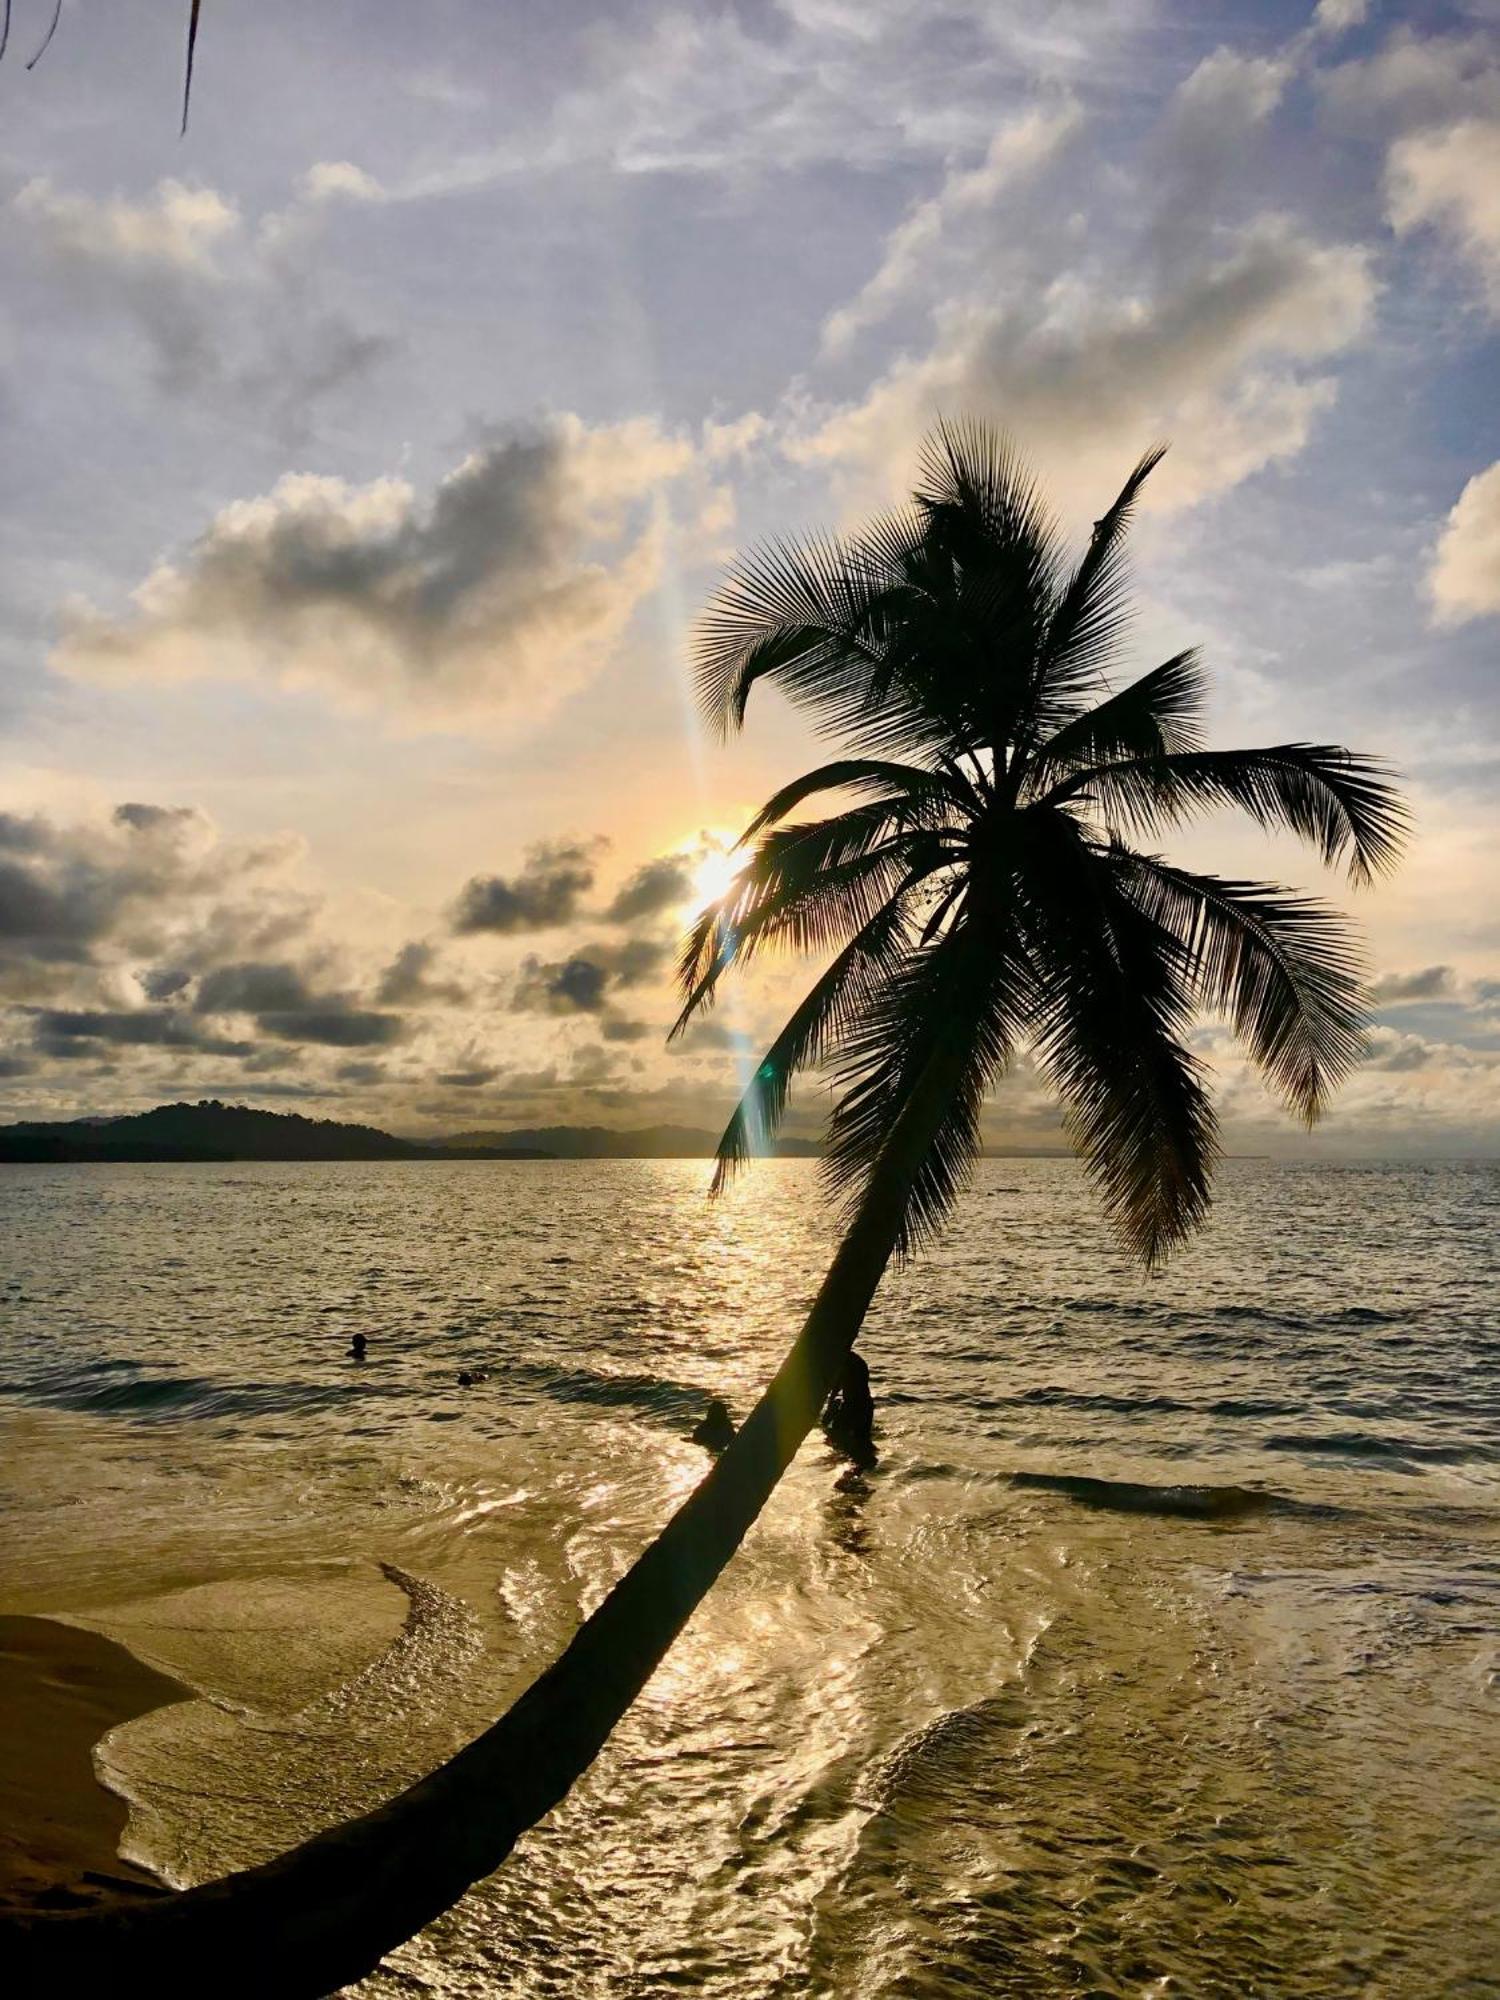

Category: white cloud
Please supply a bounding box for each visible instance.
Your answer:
[1388,118,1500,310]
[296,162,386,206]
[10,170,390,421]
[1171,48,1291,135]
[1310,0,1368,41]
[1430,460,1500,624]
[802,216,1375,515]
[821,103,1081,356]
[14,176,238,270]
[52,417,694,727]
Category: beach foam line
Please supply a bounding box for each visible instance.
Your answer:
[0,1616,186,1914]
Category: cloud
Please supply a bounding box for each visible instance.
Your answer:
[453,838,603,935]
[511,955,609,1015]
[0,802,313,1001]
[600,1017,653,1043]
[373,940,467,1005]
[1430,460,1500,624]
[436,1065,500,1087]
[803,214,1375,514]
[1310,0,1368,38]
[192,958,405,1047]
[30,1008,252,1057]
[334,1060,387,1084]
[1371,965,1457,1003]
[604,853,696,924]
[11,172,391,424]
[1321,28,1498,129]
[821,103,1081,357]
[55,420,690,726]
[1362,1026,1437,1072]
[1388,118,1500,311]
[508,933,666,1018]
[14,176,237,271]
[255,1009,404,1048]
[401,2,1119,199]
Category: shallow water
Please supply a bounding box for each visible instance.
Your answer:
[1,1156,1497,1996]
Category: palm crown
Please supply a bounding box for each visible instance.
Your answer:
[674,422,1407,1264]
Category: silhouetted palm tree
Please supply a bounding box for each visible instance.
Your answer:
[676,422,1404,1268]
[6,427,1405,1997]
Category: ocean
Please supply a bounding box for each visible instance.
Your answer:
[1,1156,1496,1996]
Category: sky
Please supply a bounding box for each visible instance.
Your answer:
[0,0,1496,1156]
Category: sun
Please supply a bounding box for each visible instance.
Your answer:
[685,839,742,914]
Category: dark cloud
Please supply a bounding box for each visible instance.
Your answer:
[606,854,694,924]
[585,935,668,987]
[192,959,403,1047]
[138,965,193,1001]
[437,1065,501,1087]
[113,802,201,835]
[600,1017,653,1043]
[0,814,48,854]
[31,1008,253,1056]
[56,422,684,723]
[0,1055,34,1077]
[0,859,108,955]
[0,807,314,1014]
[511,955,609,1015]
[375,940,467,1005]
[194,961,313,1013]
[1371,965,1457,1003]
[256,1010,405,1048]
[335,1060,386,1084]
[453,839,600,935]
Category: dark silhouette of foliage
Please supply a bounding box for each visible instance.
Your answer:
[677,420,1405,1262]
[0,2,203,129]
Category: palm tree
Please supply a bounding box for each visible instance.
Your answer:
[5,425,1405,1997]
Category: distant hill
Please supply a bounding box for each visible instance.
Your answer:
[437,1124,823,1160]
[0,1101,550,1164]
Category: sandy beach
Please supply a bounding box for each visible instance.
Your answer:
[0,1614,185,1913]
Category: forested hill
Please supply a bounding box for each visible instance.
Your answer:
[0,1101,550,1163]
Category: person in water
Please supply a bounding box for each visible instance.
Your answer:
[348,1333,368,1362]
[822,1348,874,1452]
[691,1399,736,1452]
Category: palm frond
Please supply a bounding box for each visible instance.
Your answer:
[671,819,952,1033]
[1061,744,1409,885]
[1033,443,1167,710]
[1020,817,1217,1264]
[740,757,972,842]
[1028,650,1205,790]
[1116,854,1367,1122]
[822,921,1023,1256]
[695,530,891,740]
[708,890,917,1195]
[183,0,202,134]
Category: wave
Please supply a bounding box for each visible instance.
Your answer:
[1,1365,392,1423]
[1263,1431,1492,1466]
[1009,1471,1281,1519]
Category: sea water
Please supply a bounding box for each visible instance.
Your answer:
[0,1157,1496,1996]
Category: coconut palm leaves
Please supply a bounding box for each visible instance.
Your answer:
[675,422,1406,1265]
[1,2,203,130]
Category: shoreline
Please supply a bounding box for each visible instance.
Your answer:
[0,1614,187,1914]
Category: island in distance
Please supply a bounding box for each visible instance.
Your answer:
[0,1101,830,1164]
[0,1101,550,1163]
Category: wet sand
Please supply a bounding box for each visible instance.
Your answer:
[0,1614,186,1912]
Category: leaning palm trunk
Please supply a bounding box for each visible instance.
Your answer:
[4,1028,973,1998]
